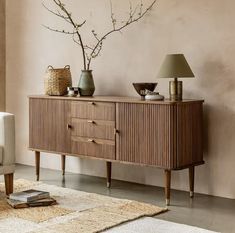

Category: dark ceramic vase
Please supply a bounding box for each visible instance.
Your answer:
[78,70,95,96]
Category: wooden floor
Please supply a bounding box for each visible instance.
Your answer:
[2,164,235,233]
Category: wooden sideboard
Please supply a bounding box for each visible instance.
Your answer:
[29,95,204,205]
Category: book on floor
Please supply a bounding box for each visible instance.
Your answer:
[9,189,50,203]
[7,197,57,209]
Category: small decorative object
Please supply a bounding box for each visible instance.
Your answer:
[157,54,195,101]
[133,83,158,100]
[44,65,72,96]
[67,87,79,97]
[145,90,164,101]
[78,70,95,96]
[43,0,157,96]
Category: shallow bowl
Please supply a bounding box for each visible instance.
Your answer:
[133,83,158,99]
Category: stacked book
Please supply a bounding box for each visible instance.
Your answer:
[7,189,57,209]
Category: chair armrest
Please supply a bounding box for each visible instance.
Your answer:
[0,113,15,166]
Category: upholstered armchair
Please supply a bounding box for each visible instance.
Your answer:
[0,112,15,195]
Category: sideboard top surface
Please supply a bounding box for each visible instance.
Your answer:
[28,95,204,105]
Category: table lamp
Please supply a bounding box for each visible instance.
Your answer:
[157,54,195,101]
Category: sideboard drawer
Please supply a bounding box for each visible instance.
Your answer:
[71,101,115,121]
[71,118,115,140]
[71,136,115,160]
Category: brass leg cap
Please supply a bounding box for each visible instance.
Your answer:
[190,191,194,198]
[166,199,170,206]
[107,182,111,188]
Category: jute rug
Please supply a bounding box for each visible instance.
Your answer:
[0,179,167,233]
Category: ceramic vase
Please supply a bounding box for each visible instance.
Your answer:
[78,70,95,96]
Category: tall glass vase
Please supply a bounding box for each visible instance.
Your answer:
[78,70,95,96]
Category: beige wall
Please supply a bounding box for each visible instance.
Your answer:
[0,0,5,111]
[5,0,235,199]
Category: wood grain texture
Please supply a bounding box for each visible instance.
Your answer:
[61,155,66,176]
[71,118,115,140]
[189,166,195,197]
[165,170,171,206]
[29,97,203,170]
[71,136,115,160]
[176,102,203,167]
[29,98,71,153]
[35,151,40,181]
[71,101,115,121]
[29,97,204,205]
[4,173,14,195]
[116,103,176,168]
[116,102,203,169]
[29,95,204,105]
[106,161,112,188]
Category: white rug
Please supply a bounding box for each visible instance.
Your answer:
[105,217,218,233]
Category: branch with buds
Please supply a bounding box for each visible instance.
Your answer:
[43,0,157,70]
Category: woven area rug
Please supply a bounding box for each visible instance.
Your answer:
[0,179,166,233]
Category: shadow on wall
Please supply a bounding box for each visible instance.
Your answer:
[196,57,235,197]
[199,58,235,105]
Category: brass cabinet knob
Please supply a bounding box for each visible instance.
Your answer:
[88,139,95,143]
[67,124,72,130]
[87,120,95,124]
[88,102,95,105]
[114,128,119,134]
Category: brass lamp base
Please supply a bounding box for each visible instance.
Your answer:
[169,78,182,101]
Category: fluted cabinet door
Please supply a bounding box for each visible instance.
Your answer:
[116,103,177,169]
[29,98,71,153]
[176,102,203,167]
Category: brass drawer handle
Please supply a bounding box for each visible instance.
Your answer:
[88,102,96,105]
[67,124,72,130]
[114,128,119,134]
[88,139,95,143]
[87,120,95,124]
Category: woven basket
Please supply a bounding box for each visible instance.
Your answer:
[44,65,72,96]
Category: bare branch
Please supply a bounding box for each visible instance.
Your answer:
[44,0,157,70]
[130,4,139,21]
[42,2,70,24]
[128,1,133,23]
[52,0,85,27]
[43,24,76,34]
[110,0,116,30]
[93,42,103,58]
[139,0,143,16]
[92,30,100,42]
[73,33,93,50]
[52,0,87,70]
[87,0,157,69]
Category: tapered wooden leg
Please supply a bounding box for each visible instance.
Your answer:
[61,155,66,176]
[189,166,195,198]
[4,173,14,195]
[35,151,40,181]
[106,161,112,188]
[164,170,171,206]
